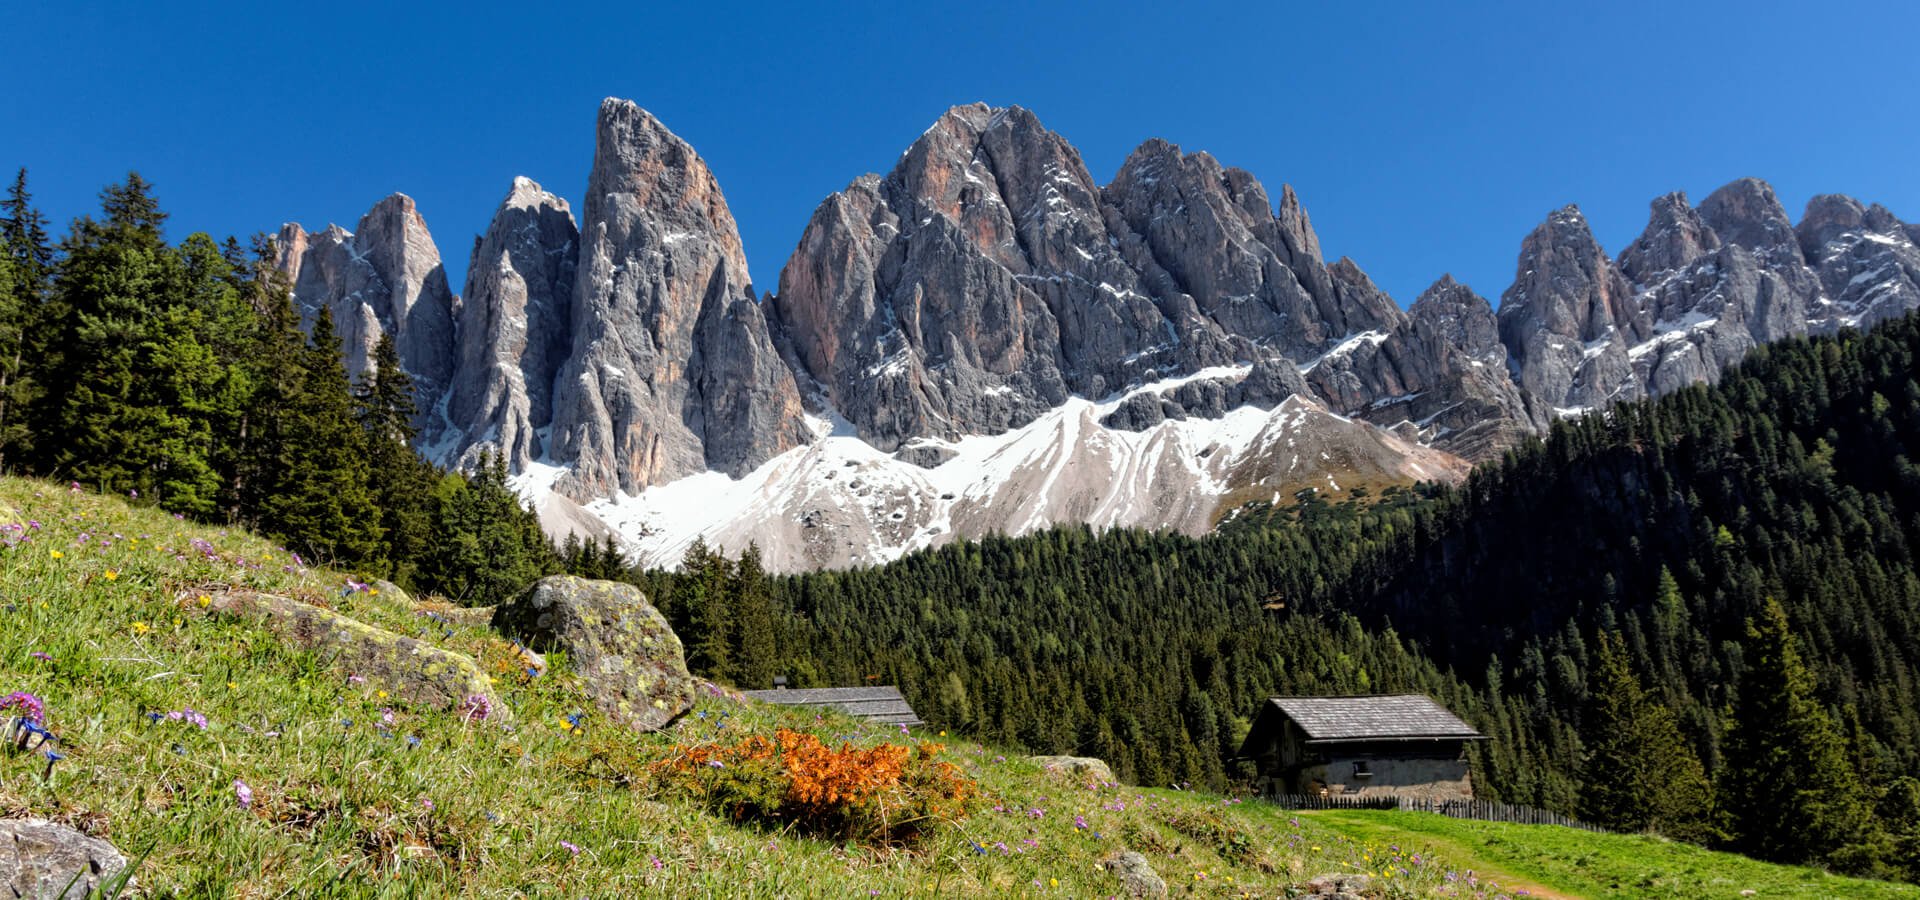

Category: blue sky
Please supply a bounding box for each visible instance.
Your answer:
[8,1,1918,307]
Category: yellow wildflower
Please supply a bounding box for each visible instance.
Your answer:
[132,621,151,635]
[197,594,212,607]
[376,689,388,699]
[49,549,63,559]
[103,570,119,581]
[227,682,237,690]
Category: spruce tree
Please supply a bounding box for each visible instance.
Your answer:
[258,307,380,564]
[1718,599,1875,868]
[732,543,777,689]
[1578,632,1716,841]
[0,170,51,468]
[355,332,435,586]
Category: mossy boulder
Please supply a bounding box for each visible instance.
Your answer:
[201,591,506,722]
[491,576,696,733]
[1101,850,1167,897]
[1030,754,1116,785]
[1,818,129,898]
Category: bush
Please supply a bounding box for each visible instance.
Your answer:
[651,729,975,844]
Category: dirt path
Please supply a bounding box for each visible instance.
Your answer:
[1302,811,1583,900]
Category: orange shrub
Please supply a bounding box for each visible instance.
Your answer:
[651,729,975,844]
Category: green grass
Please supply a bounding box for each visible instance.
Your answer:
[1304,809,1920,899]
[2,475,1915,898]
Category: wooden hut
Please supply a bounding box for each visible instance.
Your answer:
[1236,694,1486,800]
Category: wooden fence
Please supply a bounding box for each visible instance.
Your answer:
[1264,793,1609,833]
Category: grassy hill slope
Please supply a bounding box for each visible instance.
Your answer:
[2,476,1912,897]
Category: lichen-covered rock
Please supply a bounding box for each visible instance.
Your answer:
[1101,850,1167,897]
[200,591,505,721]
[1,819,129,899]
[490,576,696,732]
[1029,754,1116,785]
[1303,873,1373,898]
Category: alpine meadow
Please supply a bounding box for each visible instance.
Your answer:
[8,3,1920,896]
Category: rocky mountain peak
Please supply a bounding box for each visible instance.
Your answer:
[1497,203,1647,412]
[275,194,457,438]
[545,98,806,498]
[1619,191,1721,285]
[1699,177,1799,257]
[445,177,580,471]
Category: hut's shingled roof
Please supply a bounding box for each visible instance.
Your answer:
[742,686,923,726]
[1267,694,1484,743]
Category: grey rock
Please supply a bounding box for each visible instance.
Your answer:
[0,819,129,899]
[767,104,1396,452]
[1304,873,1373,896]
[1798,194,1920,332]
[446,177,579,471]
[1029,754,1116,784]
[278,194,458,440]
[546,99,809,498]
[194,590,506,721]
[1101,850,1168,897]
[1497,204,1650,413]
[491,575,696,732]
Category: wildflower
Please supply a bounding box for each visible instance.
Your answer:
[375,690,388,700]
[234,779,253,809]
[48,549,62,559]
[898,723,910,735]
[2,691,46,724]
[29,652,52,662]
[406,735,421,749]
[650,855,664,869]
[458,694,492,721]
[197,594,211,607]
[1074,815,1088,829]
[380,708,396,728]
[560,840,581,856]
[103,570,119,581]
[347,674,366,685]
[165,709,209,729]
[707,760,725,769]
[421,798,434,811]
[42,748,64,779]
[129,489,138,499]
[131,621,150,635]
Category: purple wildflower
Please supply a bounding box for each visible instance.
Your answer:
[165,708,209,729]
[234,779,254,809]
[560,840,581,856]
[2,692,46,724]
[29,652,52,662]
[1074,814,1088,829]
[458,694,493,721]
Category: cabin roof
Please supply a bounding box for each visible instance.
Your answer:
[1237,694,1485,758]
[742,686,924,726]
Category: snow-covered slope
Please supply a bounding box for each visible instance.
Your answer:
[512,374,1466,572]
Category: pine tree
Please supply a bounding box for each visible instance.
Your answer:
[258,307,380,564]
[419,453,557,606]
[732,543,777,689]
[355,332,435,585]
[1718,599,1876,868]
[0,169,51,468]
[1578,632,1716,841]
[34,174,232,511]
[680,537,735,680]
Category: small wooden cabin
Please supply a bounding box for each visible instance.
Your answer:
[741,686,924,727]
[1236,694,1486,800]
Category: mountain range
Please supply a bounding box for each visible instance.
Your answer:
[274,97,1920,571]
